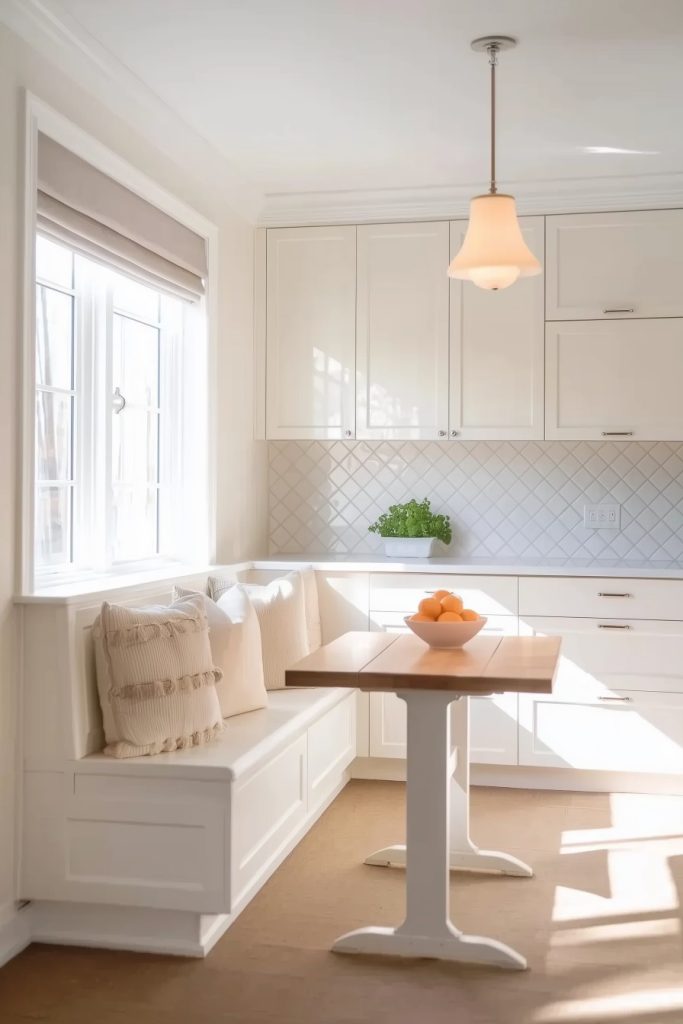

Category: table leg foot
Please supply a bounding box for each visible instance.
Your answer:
[332,923,527,969]
[365,844,533,877]
[449,848,533,877]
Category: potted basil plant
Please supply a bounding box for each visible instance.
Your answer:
[368,499,452,558]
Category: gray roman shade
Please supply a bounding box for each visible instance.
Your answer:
[37,133,207,300]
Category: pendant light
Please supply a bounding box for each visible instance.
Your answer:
[448,36,542,290]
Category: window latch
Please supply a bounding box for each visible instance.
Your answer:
[112,386,126,414]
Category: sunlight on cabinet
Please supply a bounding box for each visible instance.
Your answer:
[356,222,449,440]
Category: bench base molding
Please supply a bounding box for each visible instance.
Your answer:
[352,758,683,796]
[0,905,32,968]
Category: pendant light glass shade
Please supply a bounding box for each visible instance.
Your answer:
[449,36,543,290]
[448,193,542,290]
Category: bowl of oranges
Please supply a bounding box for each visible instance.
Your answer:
[405,590,485,648]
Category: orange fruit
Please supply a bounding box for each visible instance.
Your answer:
[440,594,463,614]
[410,613,434,622]
[438,611,463,622]
[417,597,442,619]
[432,589,451,602]
[461,609,479,621]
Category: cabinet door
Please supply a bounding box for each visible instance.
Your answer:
[546,210,683,320]
[519,616,683,773]
[369,692,519,765]
[546,318,683,440]
[449,217,544,440]
[356,222,449,440]
[266,226,356,439]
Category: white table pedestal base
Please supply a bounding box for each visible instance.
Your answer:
[364,694,533,878]
[336,690,528,969]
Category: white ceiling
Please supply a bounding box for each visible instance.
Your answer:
[34,0,683,199]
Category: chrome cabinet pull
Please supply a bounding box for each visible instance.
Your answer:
[438,430,447,437]
[598,592,632,598]
[450,430,459,437]
[343,429,353,438]
[598,623,631,630]
[601,431,634,437]
[598,695,633,702]
[603,307,634,314]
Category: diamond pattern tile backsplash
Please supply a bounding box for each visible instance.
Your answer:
[268,441,683,561]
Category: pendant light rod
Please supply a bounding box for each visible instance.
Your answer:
[489,43,497,194]
[471,35,517,196]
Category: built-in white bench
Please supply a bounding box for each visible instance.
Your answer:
[18,567,357,956]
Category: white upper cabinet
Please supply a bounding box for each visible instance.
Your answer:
[449,216,545,440]
[356,222,449,440]
[546,210,683,320]
[546,318,683,441]
[266,226,356,439]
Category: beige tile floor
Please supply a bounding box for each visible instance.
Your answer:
[2,780,682,1024]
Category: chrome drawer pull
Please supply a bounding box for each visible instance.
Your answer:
[598,695,633,702]
[601,431,634,437]
[603,307,634,314]
[597,623,630,630]
[598,592,632,598]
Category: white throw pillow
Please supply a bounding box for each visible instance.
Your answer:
[237,572,309,690]
[173,586,267,718]
[209,567,321,654]
[93,594,223,758]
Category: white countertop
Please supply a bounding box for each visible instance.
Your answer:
[253,554,683,580]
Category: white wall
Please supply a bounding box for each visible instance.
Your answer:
[0,22,267,941]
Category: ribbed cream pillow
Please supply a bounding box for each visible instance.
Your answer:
[173,585,268,718]
[93,594,223,758]
[210,571,309,690]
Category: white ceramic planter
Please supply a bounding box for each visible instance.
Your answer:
[382,537,438,558]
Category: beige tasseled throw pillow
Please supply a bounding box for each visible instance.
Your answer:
[93,594,223,758]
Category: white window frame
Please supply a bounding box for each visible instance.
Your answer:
[21,93,219,592]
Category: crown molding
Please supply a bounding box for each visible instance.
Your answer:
[0,0,262,223]
[259,172,683,227]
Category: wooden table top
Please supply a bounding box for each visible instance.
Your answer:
[285,631,560,694]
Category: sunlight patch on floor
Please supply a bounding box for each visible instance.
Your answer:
[533,987,683,1022]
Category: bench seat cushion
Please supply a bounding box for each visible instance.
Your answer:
[77,687,351,781]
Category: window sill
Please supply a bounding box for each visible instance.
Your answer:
[15,560,252,605]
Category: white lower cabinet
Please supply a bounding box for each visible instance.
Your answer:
[519,615,683,774]
[368,590,519,765]
[368,692,518,765]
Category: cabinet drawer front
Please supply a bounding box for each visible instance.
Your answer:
[522,617,683,694]
[546,210,683,321]
[519,577,683,620]
[519,690,683,774]
[369,574,517,615]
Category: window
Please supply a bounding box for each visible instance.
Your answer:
[34,233,207,580]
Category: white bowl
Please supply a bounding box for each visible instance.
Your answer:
[404,615,487,649]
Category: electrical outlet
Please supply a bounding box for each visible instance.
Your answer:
[583,504,620,529]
